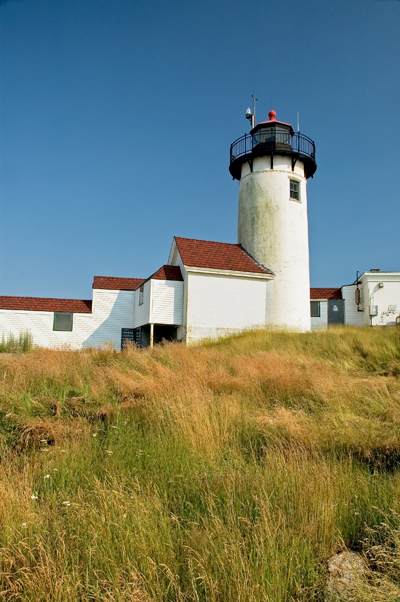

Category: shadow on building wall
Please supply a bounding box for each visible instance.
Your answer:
[82,291,134,350]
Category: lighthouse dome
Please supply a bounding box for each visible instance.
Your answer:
[250,110,294,135]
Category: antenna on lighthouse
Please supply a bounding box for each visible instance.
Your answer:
[297,112,300,133]
[245,95,257,129]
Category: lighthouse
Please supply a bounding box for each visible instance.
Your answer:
[229,110,317,331]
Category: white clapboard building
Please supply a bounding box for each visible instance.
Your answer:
[0,110,399,349]
[0,240,274,349]
[311,271,400,330]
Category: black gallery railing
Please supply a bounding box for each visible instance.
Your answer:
[230,131,316,164]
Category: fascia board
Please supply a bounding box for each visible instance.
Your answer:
[360,273,400,282]
[167,238,178,266]
[93,288,134,294]
[183,265,275,280]
[149,279,153,324]
[0,308,93,317]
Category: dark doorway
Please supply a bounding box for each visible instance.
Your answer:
[153,325,178,345]
[132,325,178,347]
[328,299,345,324]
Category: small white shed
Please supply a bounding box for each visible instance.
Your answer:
[310,288,343,330]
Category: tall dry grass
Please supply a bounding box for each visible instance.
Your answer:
[0,326,400,600]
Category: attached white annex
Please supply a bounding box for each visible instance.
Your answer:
[168,237,274,344]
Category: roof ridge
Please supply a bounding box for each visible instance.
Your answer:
[174,235,240,247]
[310,287,342,291]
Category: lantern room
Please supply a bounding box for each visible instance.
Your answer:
[229,110,317,180]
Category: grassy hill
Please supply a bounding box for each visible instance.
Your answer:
[1,327,400,601]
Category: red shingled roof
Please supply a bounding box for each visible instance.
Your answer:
[0,296,92,313]
[93,276,145,291]
[174,237,272,274]
[149,265,183,281]
[310,288,342,300]
[134,265,183,290]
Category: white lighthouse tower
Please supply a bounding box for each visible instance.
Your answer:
[229,109,317,331]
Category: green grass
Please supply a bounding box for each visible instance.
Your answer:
[0,327,400,600]
[0,330,33,353]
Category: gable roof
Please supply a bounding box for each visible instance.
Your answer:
[173,237,273,274]
[93,276,145,291]
[310,288,342,300]
[0,296,92,313]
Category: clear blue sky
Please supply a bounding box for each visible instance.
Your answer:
[0,0,399,299]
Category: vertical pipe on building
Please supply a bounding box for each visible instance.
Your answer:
[150,323,154,347]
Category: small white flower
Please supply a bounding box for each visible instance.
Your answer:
[40,439,47,442]
[40,449,49,452]
[31,494,38,500]
[106,450,113,455]
[44,474,50,479]
[62,501,71,506]
[354,512,359,515]
[60,450,66,453]
[111,426,118,429]
[53,468,58,471]
[92,433,97,437]
[22,522,27,527]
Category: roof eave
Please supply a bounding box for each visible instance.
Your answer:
[183,265,275,279]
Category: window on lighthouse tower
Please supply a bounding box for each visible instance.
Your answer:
[290,179,300,201]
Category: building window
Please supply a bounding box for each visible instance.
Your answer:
[290,179,300,201]
[310,301,320,317]
[53,312,73,331]
[139,285,144,306]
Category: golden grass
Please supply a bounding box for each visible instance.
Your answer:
[0,327,400,600]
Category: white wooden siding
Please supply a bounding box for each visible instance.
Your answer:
[133,280,151,328]
[0,309,82,348]
[168,240,188,341]
[150,280,183,325]
[360,283,371,326]
[341,285,364,327]
[0,289,135,351]
[185,272,268,343]
[85,290,134,349]
[311,300,328,330]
